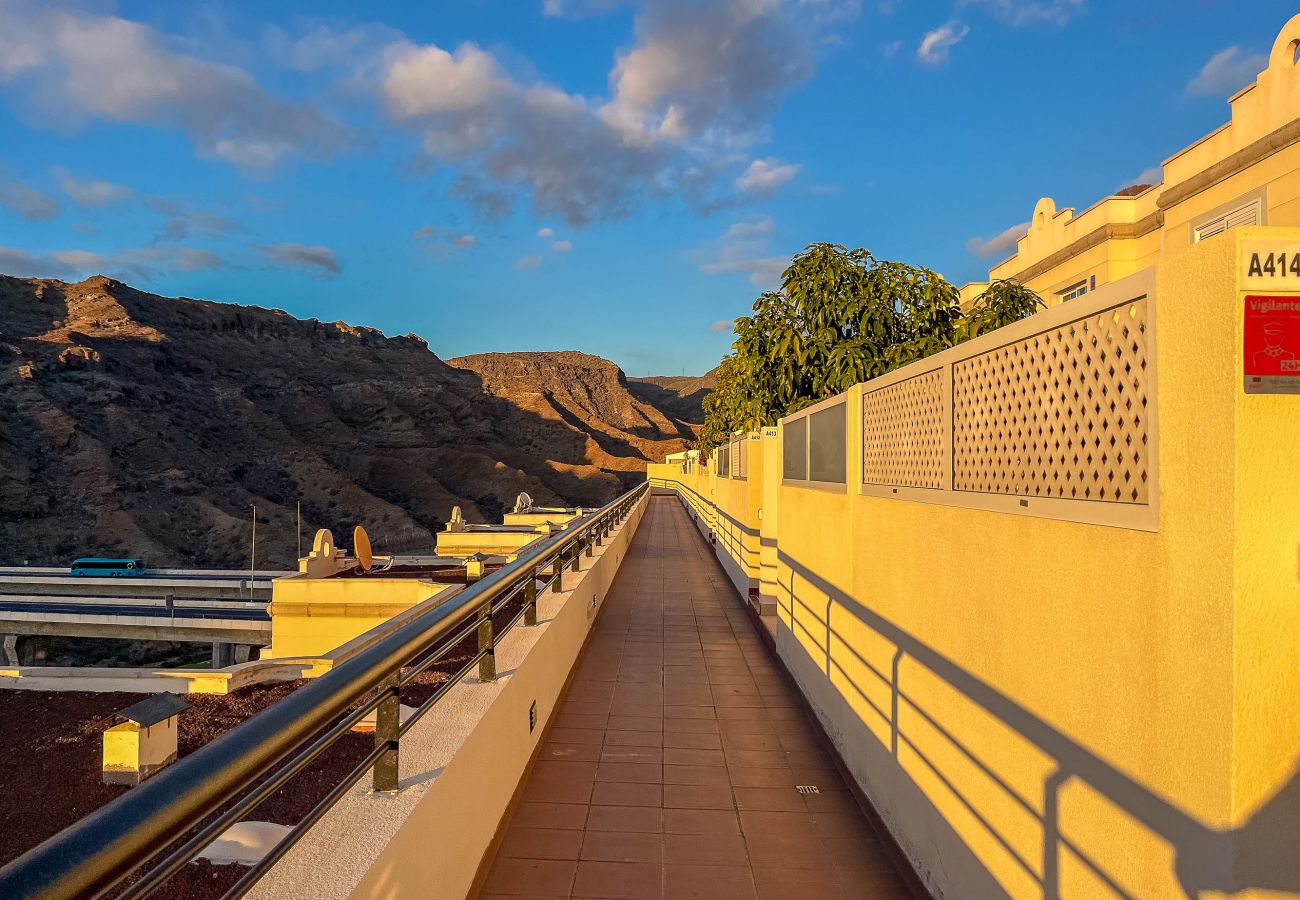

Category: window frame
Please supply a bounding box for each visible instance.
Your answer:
[780,395,849,493]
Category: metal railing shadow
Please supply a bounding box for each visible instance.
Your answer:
[776,549,1300,899]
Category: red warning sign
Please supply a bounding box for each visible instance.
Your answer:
[1244,295,1300,394]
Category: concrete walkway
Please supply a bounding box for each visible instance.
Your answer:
[478,494,915,900]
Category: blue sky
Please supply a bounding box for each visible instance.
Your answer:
[0,1,1292,375]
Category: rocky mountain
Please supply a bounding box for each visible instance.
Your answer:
[448,352,699,455]
[628,370,718,423]
[0,275,700,570]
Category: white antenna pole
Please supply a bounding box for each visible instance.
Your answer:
[296,501,301,561]
[250,504,257,589]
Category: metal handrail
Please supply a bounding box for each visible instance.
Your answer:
[0,481,648,900]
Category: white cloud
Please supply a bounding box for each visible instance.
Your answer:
[696,218,788,288]
[882,40,903,58]
[1186,46,1267,98]
[736,158,800,195]
[0,1,349,169]
[724,217,776,240]
[412,224,477,256]
[355,0,836,226]
[541,0,631,19]
[960,0,1084,26]
[598,0,815,146]
[552,240,573,252]
[1117,167,1162,192]
[514,254,544,271]
[382,42,504,117]
[0,243,227,281]
[52,166,132,207]
[710,319,733,333]
[263,243,341,277]
[146,197,240,243]
[965,221,1029,259]
[537,227,555,238]
[918,21,970,66]
[0,178,59,221]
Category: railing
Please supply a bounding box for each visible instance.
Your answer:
[0,481,648,900]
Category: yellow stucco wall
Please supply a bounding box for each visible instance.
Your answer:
[269,577,457,658]
[434,529,545,558]
[653,229,1300,898]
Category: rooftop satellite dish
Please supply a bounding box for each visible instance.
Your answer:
[354,526,373,573]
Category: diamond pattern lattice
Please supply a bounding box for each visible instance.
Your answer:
[952,300,1150,503]
[863,368,946,489]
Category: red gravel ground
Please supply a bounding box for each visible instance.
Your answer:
[0,591,525,898]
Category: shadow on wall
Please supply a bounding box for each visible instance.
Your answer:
[778,550,1300,900]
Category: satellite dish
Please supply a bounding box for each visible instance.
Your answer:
[354,526,373,572]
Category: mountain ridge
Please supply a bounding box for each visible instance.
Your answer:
[0,275,707,569]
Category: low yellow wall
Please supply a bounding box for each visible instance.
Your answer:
[269,578,458,659]
[654,229,1300,899]
[434,529,546,558]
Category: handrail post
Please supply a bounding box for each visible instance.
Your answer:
[372,672,400,794]
[477,602,496,682]
[524,568,538,627]
[585,530,594,557]
[569,541,581,572]
[551,552,564,593]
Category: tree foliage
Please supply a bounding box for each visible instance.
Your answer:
[698,242,1043,455]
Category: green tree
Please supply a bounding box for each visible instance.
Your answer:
[697,242,1042,455]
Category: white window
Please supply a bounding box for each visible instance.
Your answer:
[1193,198,1262,243]
[1058,281,1088,303]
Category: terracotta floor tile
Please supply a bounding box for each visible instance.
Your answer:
[750,865,846,900]
[556,713,608,731]
[596,762,662,784]
[542,742,602,762]
[664,747,727,767]
[605,729,664,748]
[664,832,750,866]
[591,781,664,807]
[728,768,796,789]
[663,783,736,810]
[663,864,757,900]
[572,860,661,900]
[600,746,663,766]
[549,727,607,746]
[662,764,729,786]
[663,807,741,835]
[663,705,715,720]
[586,804,664,833]
[734,787,807,812]
[662,717,718,735]
[722,732,784,751]
[501,826,585,861]
[480,499,913,900]
[512,801,589,831]
[607,715,664,732]
[484,858,577,897]
[581,830,664,864]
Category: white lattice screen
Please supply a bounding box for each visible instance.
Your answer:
[952,299,1150,503]
[858,295,1153,515]
[862,368,946,489]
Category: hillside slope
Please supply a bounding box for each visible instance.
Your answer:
[0,276,690,569]
[448,351,699,458]
[628,369,718,423]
